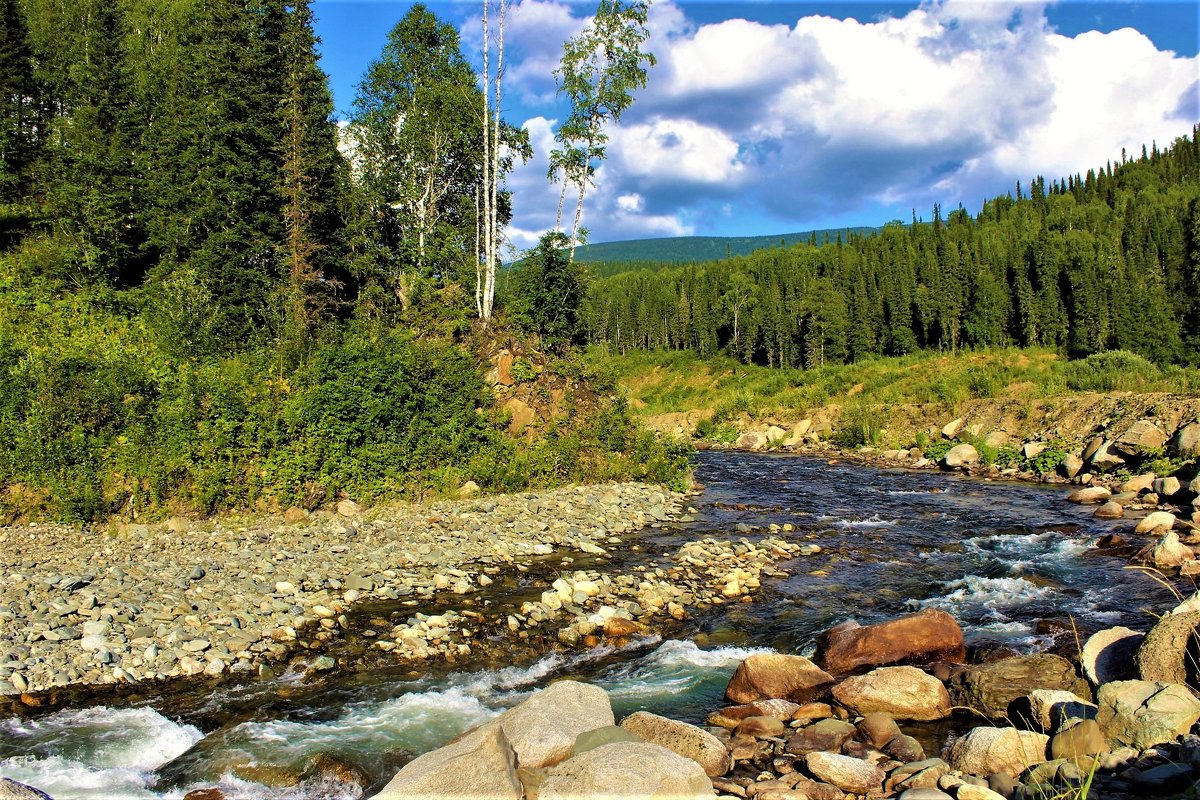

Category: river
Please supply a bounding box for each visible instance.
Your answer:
[0,451,1177,798]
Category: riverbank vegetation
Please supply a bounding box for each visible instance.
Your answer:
[0,0,683,523]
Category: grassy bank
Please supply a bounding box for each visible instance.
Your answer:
[587,346,1200,421]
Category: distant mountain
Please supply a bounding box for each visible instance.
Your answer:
[572,227,880,266]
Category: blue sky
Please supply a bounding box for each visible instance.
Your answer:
[313,1,1200,249]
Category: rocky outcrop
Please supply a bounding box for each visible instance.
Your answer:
[1096,680,1200,749]
[0,780,52,800]
[814,610,965,676]
[724,653,835,705]
[831,666,951,721]
[537,742,713,800]
[373,724,522,800]
[948,654,1091,719]
[619,711,730,777]
[945,727,1049,777]
[486,680,614,769]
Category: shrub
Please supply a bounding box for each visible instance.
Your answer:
[1064,350,1160,392]
[834,404,882,448]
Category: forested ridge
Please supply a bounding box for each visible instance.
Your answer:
[0,0,684,522]
[583,130,1200,369]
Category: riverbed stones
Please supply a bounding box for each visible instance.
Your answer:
[814,609,965,675]
[1067,486,1111,504]
[1049,719,1107,767]
[946,727,1049,777]
[831,666,951,721]
[725,654,835,705]
[1093,501,1124,519]
[942,444,979,469]
[1082,627,1143,686]
[374,724,521,800]
[1096,680,1200,749]
[1114,420,1168,458]
[785,718,856,755]
[1137,510,1177,535]
[1024,689,1097,732]
[537,741,713,800]
[948,654,1090,719]
[804,752,885,794]
[856,712,902,748]
[485,680,614,769]
[619,711,730,777]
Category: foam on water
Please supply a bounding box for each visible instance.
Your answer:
[824,514,897,529]
[600,639,772,705]
[0,707,201,800]
[915,575,1057,621]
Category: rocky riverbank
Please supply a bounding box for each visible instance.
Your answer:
[0,483,691,700]
[355,597,1200,800]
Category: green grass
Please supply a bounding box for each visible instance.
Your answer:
[586,347,1200,422]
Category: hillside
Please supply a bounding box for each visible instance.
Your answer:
[572,227,879,271]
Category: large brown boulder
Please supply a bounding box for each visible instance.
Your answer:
[948,654,1091,719]
[619,711,730,777]
[814,610,965,675]
[1134,608,1200,687]
[725,654,835,705]
[537,742,713,800]
[945,727,1049,777]
[830,666,951,721]
[373,725,522,800]
[1113,420,1168,459]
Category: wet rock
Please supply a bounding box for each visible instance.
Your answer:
[942,444,979,470]
[1082,627,1142,686]
[884,734,926,763]
[1151,530,1192,567]
[1067,486,1111,504]
[1058,454,1084,479]
[785,719,856,755]
[1096,680,1200,749]
[831,666,951,721]
[1131,762,1196,793]
[733,716,785,738]
[374,726,519,799]
[619,711,731,777]
[538,742,713,800]
[1136,511,1177,535]
[0,778,53,800]
[725,654,835,705]
[814,609,965,676]
[945,727,1049,777]
[948,654,1090,719]
[1154,476,1182,497]
[804,751,884,794]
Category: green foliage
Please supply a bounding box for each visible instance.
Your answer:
[920,439,955,462]
[1064,350,1161,392]
[834,404,882,449]
[511,357,537,383]
[506,231,589,350]
[994,445,1023,468]
[1026,446,1067,474]
[693,417,738,445]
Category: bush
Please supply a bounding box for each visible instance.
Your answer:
[1065,350,1160,392]
[833,404,882,448]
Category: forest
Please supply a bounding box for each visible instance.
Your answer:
[0,0,681,522]
[582,130,1200,369]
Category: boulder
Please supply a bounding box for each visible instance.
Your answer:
[1066,486,1110,504]
[814,610,965,676]
[572,726,641,757]
[733,715,785,738]
[1113,420,1168,458]
[1022,441,1046,460]
[784,718,856,755]
[942,418,965,439]
[942,444,979,469]
[856,712,902,749]
[725,654,835,705]
[1093,501,1124,519]
[456,481,480,499]
[765,425,787,443]
[735,432,767,451]
[1136,511,1177,534]
[1058,453,1084,479]
[1082,627,1143,686]
[1049,719,1107,768]
[804,752,885,794]
[505,398,536,433]
[1024,690,1097,732]
[1170,422,1200,458]
[0,780,52,800]
[831,666,951,721]
[1121,473,1157,494]
[945,727,1049,777]
[1088,441,1125,473]
[1151,530,1192,567]
[884,734,926,763]
[948,654,1091,719]
[1096,680,1200,749]
[487,680,615,769]
[537,742,713,800]
[1155,476,1183,497]
[373,724,521,800]
[1134,608,1200,686]
[956,786,1007,800]
[707,698,800,728]
[619,711,730,777]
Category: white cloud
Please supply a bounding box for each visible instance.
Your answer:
[497,0,1198,243]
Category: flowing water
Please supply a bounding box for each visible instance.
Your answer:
[0,452,1178,798]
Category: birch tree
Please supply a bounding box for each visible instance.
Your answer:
[550,0,655,260]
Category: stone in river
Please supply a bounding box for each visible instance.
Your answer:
[725,654,834,705]
[831,666,951,721]
[814,609,965,675]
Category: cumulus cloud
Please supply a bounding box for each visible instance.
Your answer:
[495,0,1198,243]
